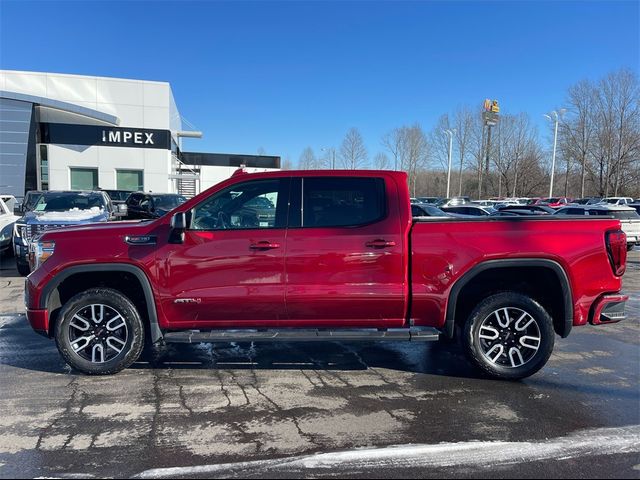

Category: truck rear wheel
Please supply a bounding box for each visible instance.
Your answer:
[461,292,555,380]
[55,288,145,375]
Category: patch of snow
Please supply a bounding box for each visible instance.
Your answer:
[133,424,640,478]
[34,207,104,222]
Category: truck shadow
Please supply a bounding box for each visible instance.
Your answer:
[2,316,479,378]
[130,339,479,379]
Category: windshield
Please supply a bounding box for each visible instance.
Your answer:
[105,190,131,202]
[245,196,275,209]
[24,192,42,211]
[153,195,186,210]
[34,192,106,212]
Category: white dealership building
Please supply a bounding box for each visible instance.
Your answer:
[0,70,280,202]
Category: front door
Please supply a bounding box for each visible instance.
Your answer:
[158,177,290,328]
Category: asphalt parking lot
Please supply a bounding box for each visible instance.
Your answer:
[0,250,638,479]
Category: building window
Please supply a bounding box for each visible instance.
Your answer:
[39,145,49,190]
[70,168,99,190]
[116,170,144,192]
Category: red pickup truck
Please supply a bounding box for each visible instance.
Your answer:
[25,170,628,379]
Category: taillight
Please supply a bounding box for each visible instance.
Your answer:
[606,230,627,276]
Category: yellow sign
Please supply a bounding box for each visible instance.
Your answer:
[491,100,500,113]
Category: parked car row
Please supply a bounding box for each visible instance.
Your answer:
[410,196,640,251]
[6,189,188,275]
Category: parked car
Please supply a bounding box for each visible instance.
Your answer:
[627,203,640,215]
[13,190,117,276]
[496,205,555,215]
[602,197,634,206]
[535,197,572,208]
[0,195,17,214]
[572,197,603,205]
[24,170,628,380]
[555,205,640,250]
[438,196,471,207]
[102,190,132,218]
[416,197,443,205]
[472,200,500,207]
[126,193,187,220]
[411,204,451,217]
[490,209,549,217]
[441,205,494,216]
[0,198,19,255]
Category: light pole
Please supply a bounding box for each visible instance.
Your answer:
[445,129,455,198]
[321,147,336,169]
[544,109,565,197]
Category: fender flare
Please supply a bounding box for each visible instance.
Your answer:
[40,263,163,343]
[444,259,573,339]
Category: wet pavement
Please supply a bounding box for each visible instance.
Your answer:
[0,250,638,479]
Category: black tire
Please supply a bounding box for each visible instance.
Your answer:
[16,260,30,276]
[461,292,555,380]
[55,288,145,375]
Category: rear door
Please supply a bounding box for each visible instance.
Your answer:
[284,175,406,327]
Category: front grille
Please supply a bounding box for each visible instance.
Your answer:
[24,224,67,242]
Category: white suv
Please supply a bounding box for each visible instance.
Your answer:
[603,197,634,206]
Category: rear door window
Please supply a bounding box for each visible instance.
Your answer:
[297,177,386,228]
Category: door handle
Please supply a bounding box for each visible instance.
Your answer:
[366,239,397,249]
[250,241,281,250]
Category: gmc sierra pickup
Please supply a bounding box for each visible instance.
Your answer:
[24,170,628,379]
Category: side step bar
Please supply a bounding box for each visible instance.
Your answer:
[164,327,440,344]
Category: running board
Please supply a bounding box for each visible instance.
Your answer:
[163,328,440,344]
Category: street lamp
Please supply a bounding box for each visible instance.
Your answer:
[321,147,336,169]
[444,129,456,198]
[544,109,566,197]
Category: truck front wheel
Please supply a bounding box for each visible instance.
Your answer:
[461,292,555,380]
[55,288,145,375]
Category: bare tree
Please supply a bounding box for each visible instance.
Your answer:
[559,80,596,198]
[584,69,640,196]
[281,156,293,170]
[298,147,318,170]
[382,128,406,171]
[257,147,267,156]
[339,128,368,169]
[374,152,391,170]
[453,107,476,196]
[493,113,538,197]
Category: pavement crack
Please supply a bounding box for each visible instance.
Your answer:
[169,369,194,416]
[147,368,162,448]
[35,377,79,450]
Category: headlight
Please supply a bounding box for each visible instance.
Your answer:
[13,223,25,238]
[29,240,55,271]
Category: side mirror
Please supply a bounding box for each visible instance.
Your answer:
[169,212,186,244]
